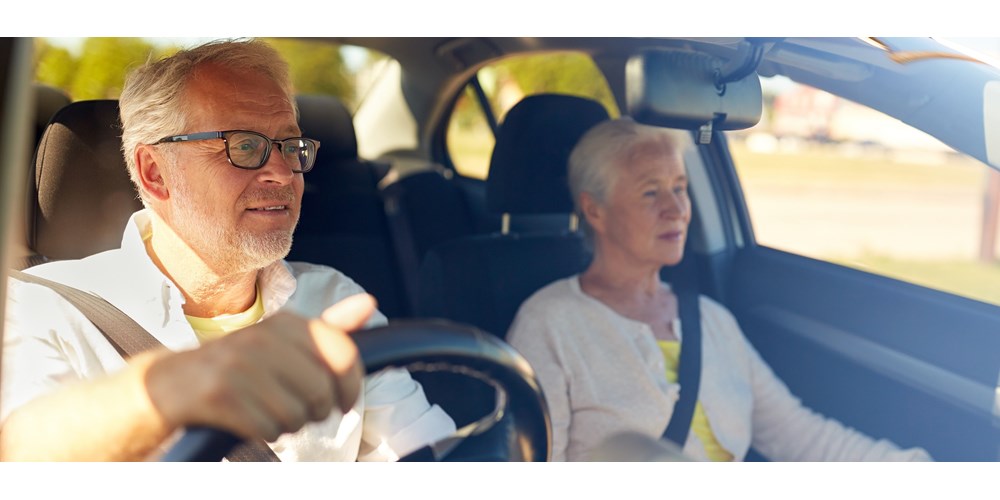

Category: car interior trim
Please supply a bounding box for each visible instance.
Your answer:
[751,305,998,421]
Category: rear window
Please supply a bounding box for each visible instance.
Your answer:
[446,51,620,179]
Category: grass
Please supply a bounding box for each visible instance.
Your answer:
[831,254,1000,306]
[729,140,985,189]
[730,138,1000,306]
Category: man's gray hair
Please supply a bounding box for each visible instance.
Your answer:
[567,117,690,222]
[119,38,295,203]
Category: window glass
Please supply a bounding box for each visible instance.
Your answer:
[447,86,495,180]
[729,76,1000,305]
[447,52,620,179]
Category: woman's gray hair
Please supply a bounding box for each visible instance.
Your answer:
[567,117,690,233]
[119,38,295,203]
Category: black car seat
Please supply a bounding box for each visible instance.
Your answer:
[379,162,499,314]
[416,94,611,339]
[287,94,410,318]
[26,99,142,266]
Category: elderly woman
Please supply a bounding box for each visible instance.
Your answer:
[506,118,931,462]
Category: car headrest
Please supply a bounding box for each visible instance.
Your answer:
[31,99,142,260]
[296,94,357,163]
[33,84,71,146]
[485,94,610,215]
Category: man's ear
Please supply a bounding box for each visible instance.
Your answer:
[135,145,169,202]
[580,191,605,234]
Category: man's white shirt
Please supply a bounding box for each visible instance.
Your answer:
[2,209,456,461]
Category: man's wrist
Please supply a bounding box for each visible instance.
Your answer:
[127,349,179,446]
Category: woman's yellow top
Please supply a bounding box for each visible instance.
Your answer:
[658,340,734,462]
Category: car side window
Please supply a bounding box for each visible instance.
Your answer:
[446,52,620,179]
[729,76,1000,306]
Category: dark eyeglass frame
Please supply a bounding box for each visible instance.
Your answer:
[154,130,321,173]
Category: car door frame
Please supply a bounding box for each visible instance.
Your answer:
[0,37,35,388]
[693,39,1000,461]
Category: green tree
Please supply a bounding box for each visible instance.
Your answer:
[70,38,157,100]
[496,52,618,118]
[34,40,77,91]
[265,38,354,105]
[34,38,361,104]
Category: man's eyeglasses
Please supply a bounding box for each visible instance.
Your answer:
[154,130,321,173]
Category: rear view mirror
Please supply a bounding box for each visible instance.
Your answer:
[626,50,762,135]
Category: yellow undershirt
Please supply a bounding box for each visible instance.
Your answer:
[185,286,265,343]
[142,226,265,342]
[658,340,734,462]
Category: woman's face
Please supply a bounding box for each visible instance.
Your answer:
[588,141,691,270]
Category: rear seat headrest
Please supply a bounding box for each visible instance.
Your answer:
[296,94,357,162]
[486,94,610,215]
[32,99,142,260]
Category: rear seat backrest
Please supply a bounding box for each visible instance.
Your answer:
[381,167,479,266]
[379,164,500,314]
[288,94,409,318]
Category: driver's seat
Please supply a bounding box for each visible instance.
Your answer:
[25,99,142,266]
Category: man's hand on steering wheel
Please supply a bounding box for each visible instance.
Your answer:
[143,294,374,443]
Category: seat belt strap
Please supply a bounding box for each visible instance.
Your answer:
[661,289,702,448]
[8,269,279,462]
[380,180,421,315]
[12,253,50,272]
[10,269,159,356]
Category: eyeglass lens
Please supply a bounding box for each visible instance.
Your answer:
[227,131,317,171]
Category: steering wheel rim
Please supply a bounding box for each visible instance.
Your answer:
[161,319,551,462]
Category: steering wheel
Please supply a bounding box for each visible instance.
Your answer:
[160,320,551,462]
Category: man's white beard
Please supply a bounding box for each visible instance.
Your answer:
[170,183,297,275]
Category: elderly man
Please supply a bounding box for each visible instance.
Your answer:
[0,39,455,461]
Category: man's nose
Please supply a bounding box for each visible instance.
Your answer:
[256,143,296,184]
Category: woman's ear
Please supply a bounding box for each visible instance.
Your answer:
[135,145,169,202]
[580,192,605,234]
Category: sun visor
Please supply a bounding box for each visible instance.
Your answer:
[626,50,762,132]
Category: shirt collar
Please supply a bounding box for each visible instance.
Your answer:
[259,260,298,318]
[120,208,299,324]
